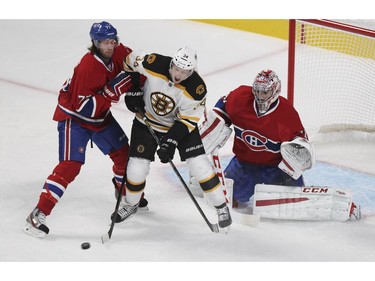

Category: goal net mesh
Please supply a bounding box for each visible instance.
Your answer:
[291,20,375,137]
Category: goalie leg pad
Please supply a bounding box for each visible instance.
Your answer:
[253,184,355,221]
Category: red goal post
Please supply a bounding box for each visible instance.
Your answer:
[287,19,375,136]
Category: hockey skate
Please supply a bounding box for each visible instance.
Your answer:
[350,203,361,220]
[112,178,149,211]
[217,205,232,229]
[23,207,49,238]
[111,202,139,223]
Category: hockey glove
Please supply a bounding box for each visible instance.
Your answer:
[102,71,131,103]
[125,90,145,113]
[157,137,178,163]
[157,121,189,163]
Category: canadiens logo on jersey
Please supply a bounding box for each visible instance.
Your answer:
[235,126,280,153]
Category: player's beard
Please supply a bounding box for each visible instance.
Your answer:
[100,46,115,60]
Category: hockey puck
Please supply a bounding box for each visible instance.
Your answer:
[81,242,90,250]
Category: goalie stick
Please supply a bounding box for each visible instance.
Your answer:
[211,148,260,226]
[212,148,230,204]
[138,108,220,233]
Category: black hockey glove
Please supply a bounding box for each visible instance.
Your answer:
[156,121,189,163]
[125,89,145,113]
[157,137,178,163]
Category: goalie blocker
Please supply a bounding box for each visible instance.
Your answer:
[253,184,361,221]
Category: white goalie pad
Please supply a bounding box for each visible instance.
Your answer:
[199,109,232,155]
[253,184,354,221]
[278,137,315,180]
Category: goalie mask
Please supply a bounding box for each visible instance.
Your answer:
[169,46,197,84]
[252,69,281,114]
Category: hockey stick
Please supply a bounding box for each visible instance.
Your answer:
[101,170,127,243]
[211,149,260,226]
[212,148,231,205]
[138,109,219,233]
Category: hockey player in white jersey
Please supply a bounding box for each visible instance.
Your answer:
[111,46,232,230]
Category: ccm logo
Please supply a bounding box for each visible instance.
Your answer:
[302,187,329,193]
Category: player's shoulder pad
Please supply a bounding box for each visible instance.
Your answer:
[142,53,170,74]
[180,72,207,101]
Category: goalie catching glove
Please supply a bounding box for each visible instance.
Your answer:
[199,109,232,154]
[278,137,315,180]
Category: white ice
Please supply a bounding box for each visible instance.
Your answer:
[1,20,375,280]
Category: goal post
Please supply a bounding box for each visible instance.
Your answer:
[287,19,375,136]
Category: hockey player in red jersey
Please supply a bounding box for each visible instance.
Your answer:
[197,69,361,221]
[199,69,313,208]
[111,46,232,230]
[23,21,147,238]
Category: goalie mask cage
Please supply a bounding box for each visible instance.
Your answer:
[287,19,375,136]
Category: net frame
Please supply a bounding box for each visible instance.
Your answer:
[287,19,375,136]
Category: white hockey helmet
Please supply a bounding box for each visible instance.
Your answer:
[252,69,281,114]
[172,46,197,71]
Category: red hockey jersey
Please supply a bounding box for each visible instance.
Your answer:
[214,85,307,166]
[53,43,132,131]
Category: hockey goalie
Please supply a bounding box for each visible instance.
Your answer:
[190,69,361,222]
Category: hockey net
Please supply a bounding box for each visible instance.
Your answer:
[287,19,375,138]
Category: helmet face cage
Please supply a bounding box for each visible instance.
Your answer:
[172,46,197,71]
[252,69,281,113]
[89,21,118,43]
[169,62,193,83]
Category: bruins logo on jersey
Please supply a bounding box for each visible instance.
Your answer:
[151,92,175,116]
[196,84,205,95]
[146,54,156,64]
[137,144,145,154]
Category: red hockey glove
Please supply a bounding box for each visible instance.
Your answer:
[102,71,131,102]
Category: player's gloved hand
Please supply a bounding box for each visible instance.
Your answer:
[157,137,178,163]
[102,71,130,103]
[125,89,145,113]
